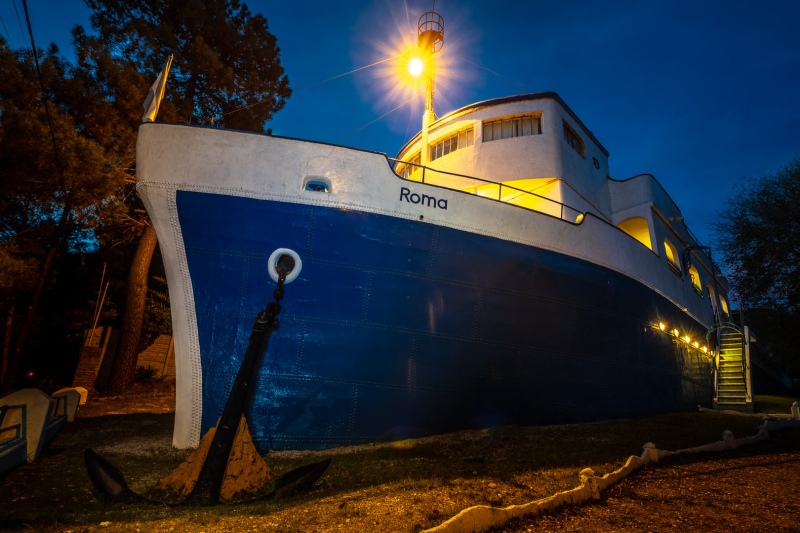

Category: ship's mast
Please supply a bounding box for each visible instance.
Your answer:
[417,11,444,166]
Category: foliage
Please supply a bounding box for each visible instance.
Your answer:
[714,158,800,312]
[85,0,291,131]
[0,0,291,392]
[0,38,128,390]
[0,40,119,256]
[745,307,800,366]
[134,364,162,384]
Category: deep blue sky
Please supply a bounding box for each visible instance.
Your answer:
[2,0,799,251]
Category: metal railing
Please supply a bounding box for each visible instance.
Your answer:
[390,158,587,223]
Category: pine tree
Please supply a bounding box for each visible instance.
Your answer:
[81,0,291,393]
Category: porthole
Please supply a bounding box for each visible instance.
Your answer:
[303,177,330,193]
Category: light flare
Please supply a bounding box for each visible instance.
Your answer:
[408,57,424,76]
[350,2,479,136]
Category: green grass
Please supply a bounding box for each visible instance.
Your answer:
[0,398,797,532]
[755,394,800,413]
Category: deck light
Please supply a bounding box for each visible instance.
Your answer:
[658,322,666,331]
[673,329,679,337]
[684,335,691,343]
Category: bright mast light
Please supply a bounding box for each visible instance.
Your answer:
[408,58,424,77]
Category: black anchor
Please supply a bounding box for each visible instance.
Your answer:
[85,254,330,505]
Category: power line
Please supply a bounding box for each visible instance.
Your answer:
[0,14,15,48]
[335,92,423,143]
[12,0,29,49]
[464,54,531,93]
[214,53,402,122]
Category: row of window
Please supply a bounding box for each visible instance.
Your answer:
[403,114,589,168]
[664,237,729,316]
[430,128,474,162]
[617,216,729,317]
[482,116,541,142]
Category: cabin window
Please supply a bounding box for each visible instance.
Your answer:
[617,216,652,250]
[563,121,586,157]
[398,152,422,180]
[664,238,681,277]
[429,127,474,162]
[482,115,541,142]
[689,265,702,296]
[719,295,730,317]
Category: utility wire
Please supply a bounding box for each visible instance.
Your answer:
[464,55,531,93]
[21,0,66,190]
[214,53,403,121]
[335,92,423,143]
[12,0,28,49]
[0,14,15,48]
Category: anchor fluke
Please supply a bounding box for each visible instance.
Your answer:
[84,448,160,505]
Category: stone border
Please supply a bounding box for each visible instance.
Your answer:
[424,406,800,533]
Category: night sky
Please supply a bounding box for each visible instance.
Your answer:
[2,0,799,251]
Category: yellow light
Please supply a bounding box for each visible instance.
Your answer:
[693,341,699,348]
[673,329,679,337]
[703,346,708,353]
[408,58,424,76]
[658,322,666,331]
[684,335,691,343]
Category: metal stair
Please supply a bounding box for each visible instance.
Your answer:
[713,327,753,413]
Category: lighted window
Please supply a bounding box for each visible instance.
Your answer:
[664,239,681,277]
[719,295,729,317]
[688,265,702,296]
[617,217,652,250]
[563,121,586,157]
[483,116,541,142]
[398,152,422,180]
[429,127,474,162]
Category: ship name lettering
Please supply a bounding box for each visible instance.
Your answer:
[399,187,448,210]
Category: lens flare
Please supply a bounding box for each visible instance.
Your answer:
[408,58,424,76]
[350,2,479,139]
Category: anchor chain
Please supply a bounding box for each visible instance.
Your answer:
[181,254,294,506]
[85,253,330,506]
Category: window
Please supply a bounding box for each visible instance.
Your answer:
[563,121,586,157]
[483,116,541,142]
[398,152,422,180]
[719,295,730,317]
[617,216,652,250]
[688,265,702,296]
[664,239,681,277]
[429,128,474,162]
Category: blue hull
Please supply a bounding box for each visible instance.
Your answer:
[177,190,713,451]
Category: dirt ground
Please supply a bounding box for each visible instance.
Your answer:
[493,437,800,533]
[2,384,800,533]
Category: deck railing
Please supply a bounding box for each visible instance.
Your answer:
[390,159,586,223]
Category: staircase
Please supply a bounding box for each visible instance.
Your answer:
[713,326,753,413]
